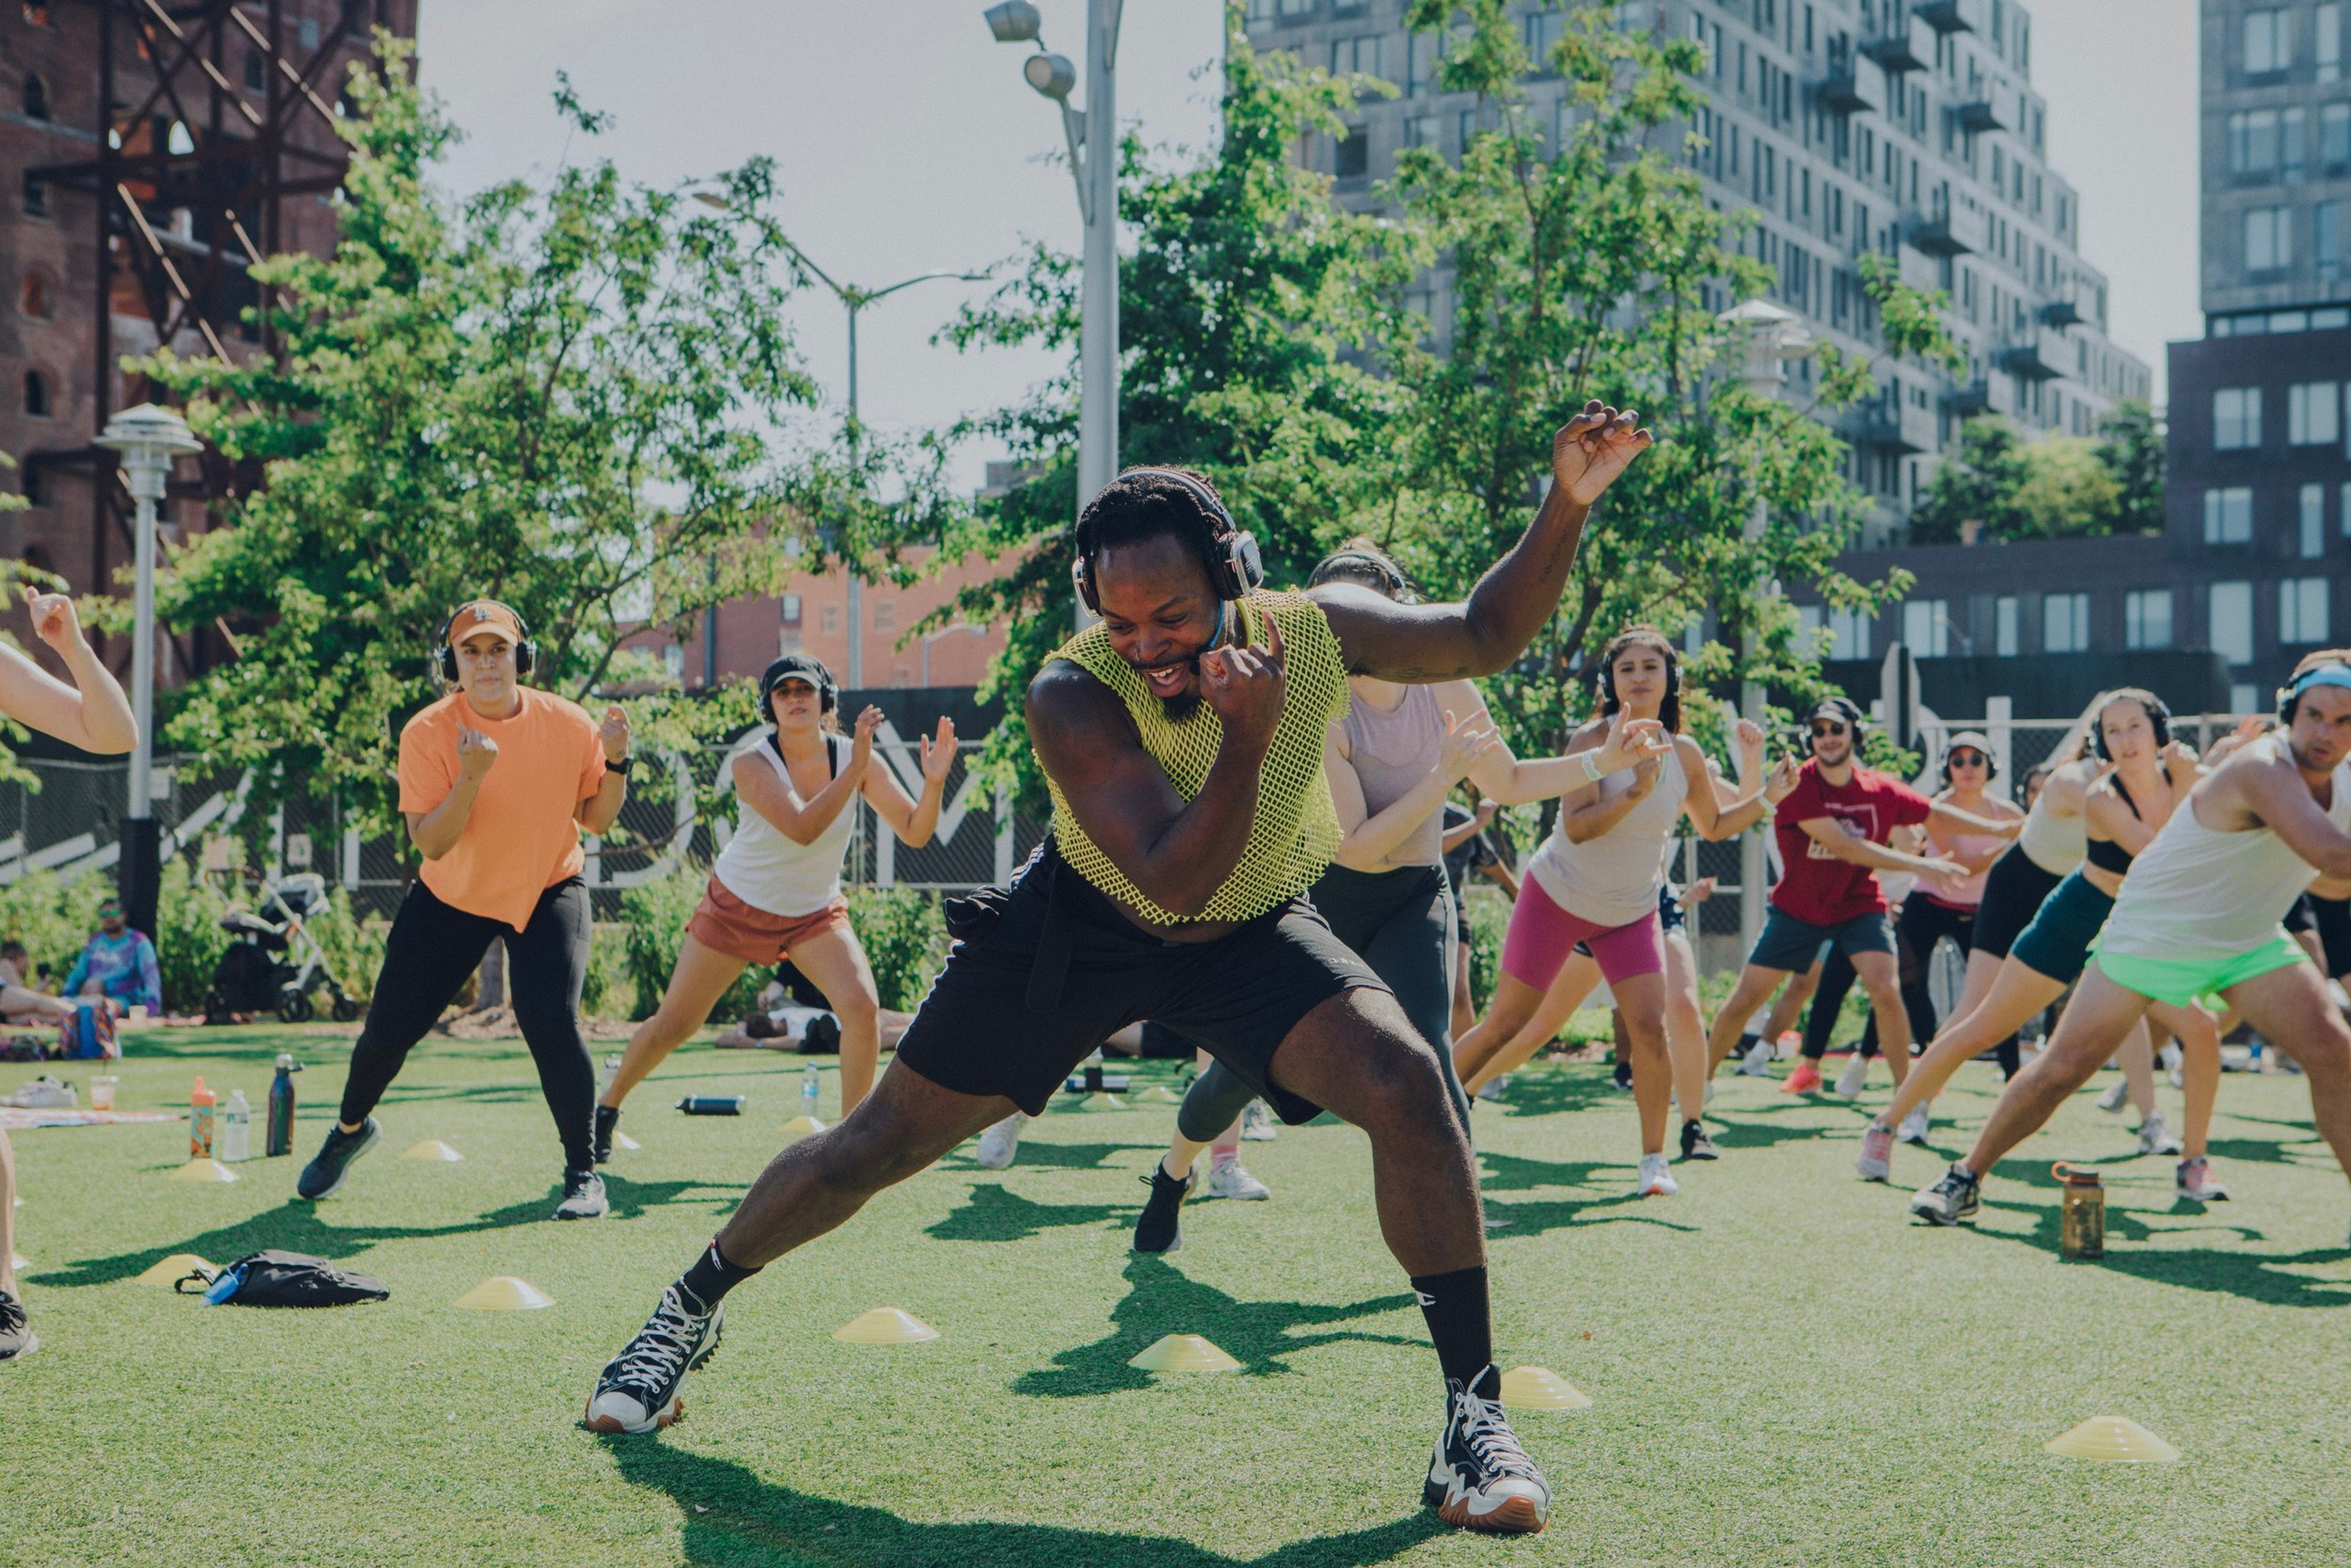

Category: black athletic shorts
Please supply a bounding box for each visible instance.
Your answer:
[1971,845,2067,961]
[892,842,1388,1122]
[2311,894,2351,978]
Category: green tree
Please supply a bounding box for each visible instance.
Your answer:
[2094,398,2165,535]
[1914,405,2157,545]
[137,37,823,838]
[1909,415,2031,544]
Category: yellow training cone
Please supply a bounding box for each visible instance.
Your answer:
[1136,1084,1183,1105]
[1079,1092,1127,1112]
[781,1114,826,1136]
[454,1275,554,1311]
[402,1139,464,1162]
[168,1158,239,1183]
[1499,1366,1592,1411]
[136,1253,216,1286]
[1128,1334,1242,1373]
[833,1307,939,1343]
[613,1131,642,1151]
[2044,1416,2180,1463]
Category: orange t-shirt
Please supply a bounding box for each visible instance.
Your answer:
[397,688,607,930]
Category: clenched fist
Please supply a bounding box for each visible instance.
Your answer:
[1200,613,1288,754]
[457,725,500,783]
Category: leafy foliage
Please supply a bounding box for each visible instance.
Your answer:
[844,885,946,1012]
[1910,401,2164,545]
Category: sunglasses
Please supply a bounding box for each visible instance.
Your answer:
[1948,751,1987,767]
[1809,721,1850,737]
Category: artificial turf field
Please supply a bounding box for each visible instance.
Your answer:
[4,1026,2349,1567]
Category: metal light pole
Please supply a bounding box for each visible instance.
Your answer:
[1717,299,1812,959]
[987,0,1125,625]
[92,402,202,942]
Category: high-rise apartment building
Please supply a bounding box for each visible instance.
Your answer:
[1242,0,2151,540]
[2202,0,2350,329]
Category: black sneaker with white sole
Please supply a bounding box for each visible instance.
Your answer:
[0,1289,34,1363]
[1679,1120,1718,1161]
[1910,1165,1981,1226]
[296,1116,381,1200]
[553,1169,609,1221]
[583,1285,724,1433]
[592,1105,620,1166]
[1424,1367,1550,1534]
[1132,1163,1192,1254]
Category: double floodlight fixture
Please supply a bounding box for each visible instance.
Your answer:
[1023,50,1077,102]
[983,1,1043,42]
[984,1,1094,215]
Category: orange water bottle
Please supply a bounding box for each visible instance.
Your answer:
[189,1076,217,1160]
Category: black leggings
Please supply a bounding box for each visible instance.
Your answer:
[1801,900,2019,1077]
[337,876,597,1172]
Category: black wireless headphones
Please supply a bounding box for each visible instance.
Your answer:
[1071,468,1265,614]
[760,655,838,718]
[1308,548,1413,602]
[2089,690,2172,760]
[434,601,536,684]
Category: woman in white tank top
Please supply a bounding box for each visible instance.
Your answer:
[598,656,956,1146]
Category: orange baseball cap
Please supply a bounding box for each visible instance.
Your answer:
[446,600,526,647]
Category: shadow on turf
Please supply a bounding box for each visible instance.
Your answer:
[1957,1193,2351,1307]
[601,1438,1449,1567]
[926,1182,1134,1243]
[936,1141,1151,1173]
[1013,1254,1418,1397]
[1477,1065,1620,1119]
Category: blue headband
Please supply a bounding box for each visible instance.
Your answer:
[2289,664,2351,698]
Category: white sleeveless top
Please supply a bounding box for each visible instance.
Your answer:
[2099,735,2351,964]
[2014,775,2087,875]
[1528,741,1687,928]
[713,734,857,917]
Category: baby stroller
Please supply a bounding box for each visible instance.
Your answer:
[204,872,361,1025]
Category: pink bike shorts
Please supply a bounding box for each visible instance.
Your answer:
[1499,876,1667,990]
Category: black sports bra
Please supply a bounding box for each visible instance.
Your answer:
[2083,765,2162,874]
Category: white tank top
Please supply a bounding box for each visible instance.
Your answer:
[2099,735,2351,964]
[2014,775,2087,875]
[713,735,857,918]
[1529,741,1687,928]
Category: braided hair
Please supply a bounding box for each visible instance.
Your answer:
[1074,467,1231,578]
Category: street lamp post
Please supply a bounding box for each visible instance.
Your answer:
[92,402,202,943]
[920,622,987,686]
[1717,299,1812,962]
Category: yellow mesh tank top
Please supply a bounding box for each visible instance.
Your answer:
[1042,590,1349,926]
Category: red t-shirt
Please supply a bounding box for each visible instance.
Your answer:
[1770,760,1933,926]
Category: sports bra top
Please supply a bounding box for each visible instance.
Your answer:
[2083,767,2159,876]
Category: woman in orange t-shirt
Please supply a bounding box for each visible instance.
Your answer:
[295,601,630,1220]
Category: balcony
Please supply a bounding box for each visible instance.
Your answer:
[1916,0,1984,33]
[2038,296,2085,328]
[1908,202,1987,255]
[1818,55,1884,114]
[1955,84,2017,133]
[1951,381,1993,415]
[1848,391,1937,454]
[1862,13,1936,73]
[1997,326,2071,381]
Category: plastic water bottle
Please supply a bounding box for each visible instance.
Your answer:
[266,1054,300,1157]
[189,1076,217,1160]
[801,1065,822,1123]
[220,1090,252,1163]
[600,1054,622,1097]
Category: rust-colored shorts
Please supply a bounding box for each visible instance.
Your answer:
[686,876,852,967]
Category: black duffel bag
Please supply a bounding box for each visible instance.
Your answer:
[176,1249,389,1307]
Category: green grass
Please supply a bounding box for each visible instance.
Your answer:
[4,1026,2350,1567]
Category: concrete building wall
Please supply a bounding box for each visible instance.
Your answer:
[2200,0,2351,326]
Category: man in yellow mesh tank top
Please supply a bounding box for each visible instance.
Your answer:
[587,403,1656,1535]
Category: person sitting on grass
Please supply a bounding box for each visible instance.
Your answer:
[63,896,160,1018]
[0,939,77,1028]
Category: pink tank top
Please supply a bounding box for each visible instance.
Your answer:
[1340,683,1447,868]
[1918,813,2007,907]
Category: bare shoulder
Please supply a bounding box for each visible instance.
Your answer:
[1025,660,1127,748]
[1565,715,1609,753]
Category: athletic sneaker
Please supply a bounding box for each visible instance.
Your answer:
[1910,1165,1981,1226]
[555,1169,609,1221]
[593,1105,621,1166]
[2139,1112,2183,1157]
[973,1112,1028,1170]
[1635,1153,1679,1197]
[1423,1368,1550,1534]
[1480,1075,1513,1102]
[1855,1121,1895,1182]
[1679,1120,1718,1161]
[0,1289,32,1363]
[2175,1156,2231,1202]
[1782,1061,1823,1095]
[2096,1079,2130,1114]
[1240,1099,1278,1141]
[1132,1163,1193,1253]
[1738,1037,1775,1076]
[583,1284,724,1433]
[2159,1041,2184,1087]
[296,1116,380,1200]
[1204,1157,1270,1201]
[1832,1054,1869,1098]
[1897,1104,1932,1146]
[1608,1063,1633,1093]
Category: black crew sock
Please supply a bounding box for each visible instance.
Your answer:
[1736,1031,1760,1057]
[677,1239,759,1315]
[1411,1265,1493,1392]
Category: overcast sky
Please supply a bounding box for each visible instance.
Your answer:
[414,1,2200,490]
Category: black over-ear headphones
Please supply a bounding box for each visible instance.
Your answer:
[2090,690,2172,760]
[434,601,536,684]
[1309,549,1412,601]
[1071,468,1265,614]
[759,655,838,718]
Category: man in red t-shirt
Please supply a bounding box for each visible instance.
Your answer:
[1704,698,2018,1096]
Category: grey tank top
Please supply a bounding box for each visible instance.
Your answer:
[1341,682,1447,868]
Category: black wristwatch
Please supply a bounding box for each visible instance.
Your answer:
[608,754,634,776]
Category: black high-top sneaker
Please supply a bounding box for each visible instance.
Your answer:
[584,1285,725,1433]
[1423,1366,1550,1533]
[1131,1162,1193,1254]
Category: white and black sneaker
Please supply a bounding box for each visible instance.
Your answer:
[0,1289,34,1363]
[1424,1368,1550,1534]
[584,1285,724,1433]
[296,1116,380,1200]
[1910,1165,1981,1226]
[1678,1120,1719,1161]
[1239,1099,1278,1141]
[554,1169,609,1221]
[592,1106,621,1165]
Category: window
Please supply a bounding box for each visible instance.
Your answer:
[20,172,47,219]
[2327,104,2351,169]
[818,602,841,636]
[2126,590,2174,650]
[2211,581,2255,664]
[2247,205,2293,270]
[1995,596,2019,656]
[2231,109,2282,176]
[2344,481,2351,536]
[779,593,802,625]
[2246,7,2292,75]
[1828,604,1871,659]
[2232,681,2263,714]
[2323,201,2345,269]
[21,369,50,419]
[2282,577,2331,644]
[1403,114,1437,149]
[1277,0,1314,13]
[2205,487,2255,542]
[17,269,54,320]
[2042,592,2090,654]
[2304,484,2329,557]
[245,51,267,92]
[1333,127,1368,178]
[21,73,48,121]
[1330,34,1382,78]
[2286,108,2309,179]
[1902,599,1950,656]
[2326,2,2345,81]
[872,602,896,634]
[2214,388,2264,450]
[2292,381,2342,444]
